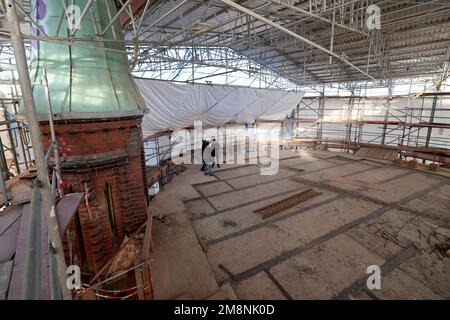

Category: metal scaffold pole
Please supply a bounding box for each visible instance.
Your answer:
[3,0,71,300]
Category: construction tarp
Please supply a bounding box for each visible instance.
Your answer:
[135,79,304,138]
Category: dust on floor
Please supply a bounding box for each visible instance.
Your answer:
[178,150,450,300]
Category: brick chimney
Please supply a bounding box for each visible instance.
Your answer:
[21,1,149,273]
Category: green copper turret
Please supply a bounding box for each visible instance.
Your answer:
[21,0,145,120]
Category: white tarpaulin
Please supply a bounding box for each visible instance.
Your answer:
[135,79,304,138]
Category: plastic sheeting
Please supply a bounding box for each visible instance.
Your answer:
[135,79,304,138]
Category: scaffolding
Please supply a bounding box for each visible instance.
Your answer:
[290,83,450,164]
[0,0,449,300]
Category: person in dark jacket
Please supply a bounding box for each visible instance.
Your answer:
[201,140,209,171]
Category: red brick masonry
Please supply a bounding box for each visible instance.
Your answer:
[40,117,148,274]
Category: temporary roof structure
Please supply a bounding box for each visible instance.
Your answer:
[136,79,304,138]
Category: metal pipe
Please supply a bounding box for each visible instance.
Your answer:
[329,10,335,66]
[72,0,94,36]
[2,101,20,174]
[0,137,8,207]
[268,0,367,36]
[45,143,53,163]
[55,0,68,37]
[18,124,31,169]
[13,0,48,36]
[101,0,133,36]
[137,0,155,35]
[105,0,118,40]
[137,0,189,38]
[43,69,63,197]
[23,183,41,299]
[3,0,71,300]
[218,0,377,82]
[90,260,153,289]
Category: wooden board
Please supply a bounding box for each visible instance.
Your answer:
[254,189,323,219]
[134,259,145,300]
[140,207,154,262]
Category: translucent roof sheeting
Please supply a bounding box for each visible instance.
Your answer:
[136,79,304,138]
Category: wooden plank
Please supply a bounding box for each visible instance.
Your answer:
[140,207,153,262]
[89,220,147,285]
[134,259,145,300]
[142,265,153,300]
[254,189,323,219]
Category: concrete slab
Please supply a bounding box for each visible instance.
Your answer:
[153,150,450,300]
[214,166,261,181]
[402,183,450,223]
[205,283,239,300]
[226,168,296,189]
[345,222,405,261]
[280,156,325,167]
[269,235,385,299]
[184,198,216,219]
[231,271,288,300]
[299,162,378,191]
[398,251,450,298]
[196,181,234,197]
[192,186,333,243]
[206,198,380,283]
[288,159,346,172]
[150,164,216,218]
[207,179,304,211]
[373,269,443,300]
[360,172,440,203]
[346,207,449,298]
[149,212,219,300]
